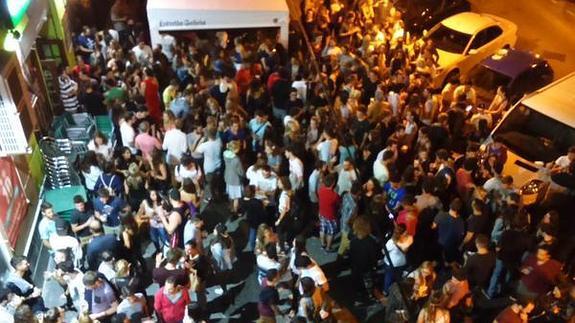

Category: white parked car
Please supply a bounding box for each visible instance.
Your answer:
[425,12,518,88]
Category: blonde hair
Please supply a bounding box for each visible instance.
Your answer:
[227,140,241,154]
[115,259,130,277]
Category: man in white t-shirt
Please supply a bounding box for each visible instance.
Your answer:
[291,75,307,103]
[162,120,188,165]
[132,41,153,65]
[158,34,176,61]
[336,159,358,195]
[120,112,137,153]
[255,165,278,201]
[551,146,575,174]
[285,146,304,190]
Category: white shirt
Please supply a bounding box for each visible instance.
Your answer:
[384,236,413,267]
[49,235,83,267]
[299,264,328,293]
[555,155,572,168]
[98,262,117,282]
[246,166,260,186]
[82,165,103,191]
[65,271,85,312]
[163,128,188,161]
[175,165,202,183]
[88,140,112,160]
[195,139,222,173]
[256,254,281,284]
[120,121,136,153]
[337,168,357,195]
[255,173,278,200]
[373,160,389,186]
[292,80,307,102]
[316,140,332,163]
[183,222,201,249]
[308,169,321,203]
[289,157,304,189]
[483,176,503,193]
[159,34,176,61]
[132,44,153,64]
[187,132,204,159]
[278,191,290,214]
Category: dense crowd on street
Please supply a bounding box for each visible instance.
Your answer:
[1,0,575,322]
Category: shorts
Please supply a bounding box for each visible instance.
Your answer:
[319,216,338,235]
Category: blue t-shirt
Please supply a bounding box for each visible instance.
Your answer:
[434,212,465,248]
[39,217,57,241]
[169,96,190,119]
[93,197,125,227]
[384,182,406,211]
[222,129,247,145]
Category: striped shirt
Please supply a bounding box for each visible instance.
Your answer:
[59,76,79,112]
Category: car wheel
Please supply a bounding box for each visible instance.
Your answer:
[444,70,460,87]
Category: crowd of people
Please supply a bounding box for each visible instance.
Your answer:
[2,0,575,322]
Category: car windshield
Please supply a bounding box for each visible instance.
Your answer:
[428,24,471,54]
[493,104,575,163]
[469,64,512,97]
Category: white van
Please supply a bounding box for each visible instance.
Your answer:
[488,72,575,202]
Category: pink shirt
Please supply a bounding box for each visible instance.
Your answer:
[135,133,161,158]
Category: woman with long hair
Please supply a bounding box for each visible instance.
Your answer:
[80,151,103,199]
[416,290,450,323]
[124,162,147,210]
[382,223,413,294]
[408,261,437,302]
[210,223,237,299]
[137,189,169,253]
[180,178,200,219]
[87,131,112,161]
[349,216,380,302]
[255,223,277,256]
[148,148,170,193]
[115,146,139,178]
[275,176,297,252]
[119,209,146,273]
[359,177,381,215]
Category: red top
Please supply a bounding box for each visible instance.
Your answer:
[235,67,253,95]
[266,72,280,92]
[318,186,340,221]
[142,77,162,124]
[494,306,523,323]
[520,255,562,295]
[154,287,190,323]
[396,210,418,236]
[73,64,91,76]
[456,168,473,199]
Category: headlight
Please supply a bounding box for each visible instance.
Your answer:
[520,179,545,195]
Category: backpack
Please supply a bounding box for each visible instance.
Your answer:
[100,174,117,196]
